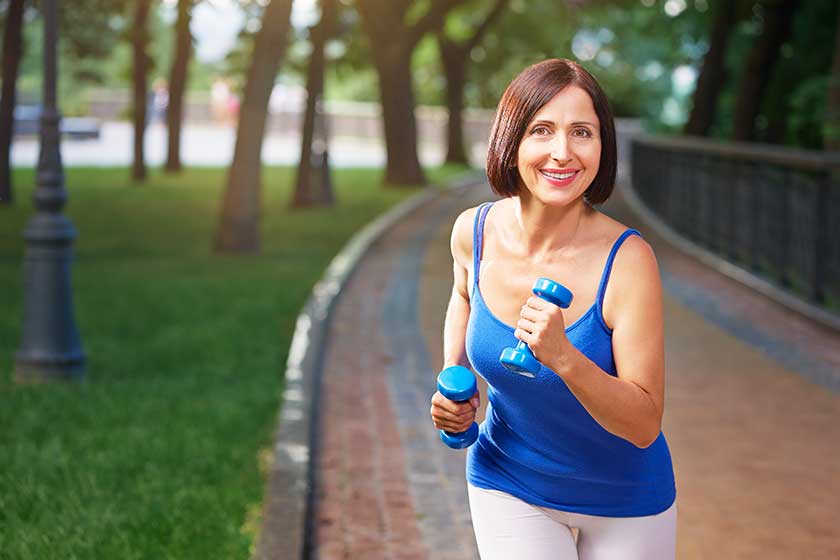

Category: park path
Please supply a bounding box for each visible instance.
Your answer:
[310,177,840,559]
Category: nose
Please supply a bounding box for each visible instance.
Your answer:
[549,136,571,164]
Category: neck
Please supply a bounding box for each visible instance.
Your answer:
[512,193,589,258]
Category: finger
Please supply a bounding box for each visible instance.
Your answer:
[435,415,476,433]
[514,328,533,345]
[470,390,480,409]
[431,402,477,421]
[431,392,468,415]
[526,296,548,310]
[519,305,542,322]
[432,412,476,432]
[516,317,536,333]
[432,406,477,425]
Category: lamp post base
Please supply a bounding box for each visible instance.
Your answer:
[15,213,85,383]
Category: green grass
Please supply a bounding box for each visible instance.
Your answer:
[0,164,470,559]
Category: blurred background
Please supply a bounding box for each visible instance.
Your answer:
[1,0,837,558]
[4,0,837,171]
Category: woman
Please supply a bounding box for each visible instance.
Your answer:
[430,59,677,559]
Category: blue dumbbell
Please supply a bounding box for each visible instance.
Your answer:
[499,277,573,378]
[436,365,479,449]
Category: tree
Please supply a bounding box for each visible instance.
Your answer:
[437,0,508,165]
[214,0,294,253]
[165,0,194,172]
[1,0,129,203]
[131,0,153,181]
[732,0,800,141]
[825,3,840,151]
[0,0,25,205]
[356,0,463,187]
[59,0,126,84]
[684,2,740,136]
[291,0,337,208]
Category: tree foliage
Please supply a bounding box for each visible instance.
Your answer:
[58,0,128,83]
[706,0,838,148]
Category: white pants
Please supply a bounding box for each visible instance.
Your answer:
[468,485,677,560]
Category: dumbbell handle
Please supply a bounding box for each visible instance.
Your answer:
[499,278,573,377]
[511,340,531,353]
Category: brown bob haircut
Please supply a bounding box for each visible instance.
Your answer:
[486,58,617,205]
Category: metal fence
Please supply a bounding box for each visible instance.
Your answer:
[631,135,840,310]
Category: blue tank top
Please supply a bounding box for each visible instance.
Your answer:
[465,202,676,517]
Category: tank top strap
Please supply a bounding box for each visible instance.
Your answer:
[472,202,495,291]
[596,229,642,311]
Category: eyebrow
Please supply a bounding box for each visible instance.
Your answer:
[529,119,598,127]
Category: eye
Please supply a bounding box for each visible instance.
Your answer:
[530,125,551,136]
[572,127,593,138]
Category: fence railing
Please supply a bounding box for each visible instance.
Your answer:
[631,135,840,312]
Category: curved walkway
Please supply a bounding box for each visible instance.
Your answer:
[310,180,840,559]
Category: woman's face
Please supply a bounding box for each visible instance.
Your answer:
[515,85,601,207]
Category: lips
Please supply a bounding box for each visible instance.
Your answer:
[539,169,578,187]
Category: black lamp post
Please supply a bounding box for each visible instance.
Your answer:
[15,0,85,382]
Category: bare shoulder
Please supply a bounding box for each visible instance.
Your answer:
[598,220,662,329]
[615,232,659,276]
[450,206,480,269]
[592,213,658,273]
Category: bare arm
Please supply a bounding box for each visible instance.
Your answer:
[517,236,665,448]
[442,235,472,368]
[431,208,479,433]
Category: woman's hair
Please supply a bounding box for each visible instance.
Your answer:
[485,58,617,205]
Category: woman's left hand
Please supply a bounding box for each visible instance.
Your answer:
[514,295,570,367]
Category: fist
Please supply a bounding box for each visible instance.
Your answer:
[513,295,568,364]
[430,390,479,433]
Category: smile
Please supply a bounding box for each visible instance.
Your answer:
[541,170,576,180]
[539,169,578,185]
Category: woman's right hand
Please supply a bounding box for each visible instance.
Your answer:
[430,391,480,434]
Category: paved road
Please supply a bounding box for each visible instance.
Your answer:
[311,177,839,559]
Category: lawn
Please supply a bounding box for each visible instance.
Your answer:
[0,164,468,559]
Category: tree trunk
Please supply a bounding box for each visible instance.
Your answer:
[684,2,737,136]
[165,0,192,172]
[437,0,508,165]
[0,0,25,205]
[732,0,799,142]
[292,0,336,207]
[214,0,294,253]
[356,0,463,187]
[131,0,151,181]
[825,3,840,151]
[374,47,426,187]
[439,38,468,165]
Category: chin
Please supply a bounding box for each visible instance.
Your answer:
[533,188,586,207]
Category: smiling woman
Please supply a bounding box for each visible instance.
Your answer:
[485,59,617,205]
[429,59,677,560]
[514,87,602,208]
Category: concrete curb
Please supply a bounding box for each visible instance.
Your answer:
[621,176,840,333]
[254,171,488,560]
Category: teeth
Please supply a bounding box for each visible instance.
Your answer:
[542,171,575,180]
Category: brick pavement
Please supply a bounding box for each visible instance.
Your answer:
[312,186,488,560]
[311,179,840,559]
